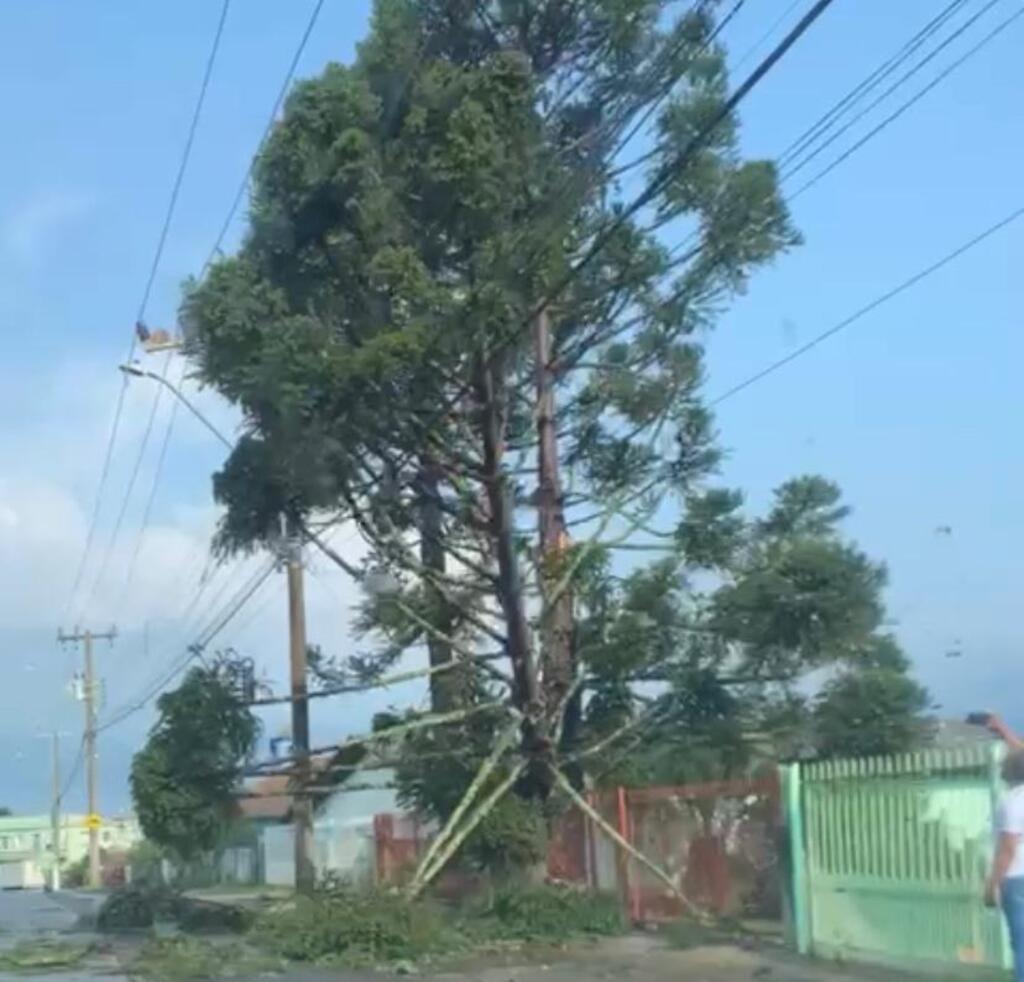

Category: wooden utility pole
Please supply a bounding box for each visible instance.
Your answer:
[533,308,576,728]
[284,523,315,893]
[58,627,115,889]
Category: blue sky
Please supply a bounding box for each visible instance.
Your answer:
[0,0,1020,813]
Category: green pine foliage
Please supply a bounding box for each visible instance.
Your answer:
[130,666,259,861]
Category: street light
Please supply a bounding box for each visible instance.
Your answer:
[118,363,232,450]
[120,361,317,890]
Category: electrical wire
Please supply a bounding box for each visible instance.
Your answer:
[114,0,328,629]
[788,4,1023,199]
[117,363,189,609]
[68,0,233,623]
[96,560,277,734]
[329,0,839,492]
[710,203,1024,407]
[204,0,327,271]
[664,0,1014,271]
[731,0,804,74]
[56,736,86,809]
[777,0,971,171]
[99,558,273,727]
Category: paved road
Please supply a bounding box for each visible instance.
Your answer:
[0,889,80,937]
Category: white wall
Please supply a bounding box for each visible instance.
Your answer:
[261,770,400,887]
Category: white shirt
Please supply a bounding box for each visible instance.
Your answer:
[996,785,1024,879]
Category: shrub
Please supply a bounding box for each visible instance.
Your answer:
[472,884,626,941]
[61,854,89,889]
[254,888,460,965]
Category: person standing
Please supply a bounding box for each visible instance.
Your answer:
[984,715,1024,982]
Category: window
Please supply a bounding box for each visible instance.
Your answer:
[32,834,40,851]
[0,836,8,850]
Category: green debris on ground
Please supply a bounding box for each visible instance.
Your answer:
[0,939,94,973]
[251,883,625,970]
[254,887,461,966]
[97,883,252,934]
[467,885,626,942]
[127,937,284,980]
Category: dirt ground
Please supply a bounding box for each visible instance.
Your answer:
[11,935,978,982]
[423,936,901,982]
[277,935,972,982]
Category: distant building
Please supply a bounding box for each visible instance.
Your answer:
[0,813,141,889]
[240,748,399,887]
[929,718,996,750]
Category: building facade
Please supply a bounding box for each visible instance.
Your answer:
[0,813,141,888]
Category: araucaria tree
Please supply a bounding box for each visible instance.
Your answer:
[183,0,926,870]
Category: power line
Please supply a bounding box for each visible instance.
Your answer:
[788,4,1023,199]
[115,0,328,625]
[100,559,271,728]
[777,0,971,171]
[56,737,85,809]
[205,0,327,270]
[731,0,805,74]
[710,203,1024,407]
[664,0,1013,270]
[524,0,839,342]
[344,0,839,487]
[139,0,234,321]
[97,561,277,735]
[117,364,189,608]
[67,0,233,623]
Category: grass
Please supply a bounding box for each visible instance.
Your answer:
[0,939,94,973]
[128,937,284,980]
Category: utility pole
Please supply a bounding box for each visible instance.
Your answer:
[284,520,314,893]
[58,627,115,889]
[37,731,67,891]
[533,307,577,730]
[51,731,62,891]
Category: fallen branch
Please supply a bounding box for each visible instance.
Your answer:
[548,764,708,922]
[405,721,521,898]
[410,759,528,899]
[248,702,505,770]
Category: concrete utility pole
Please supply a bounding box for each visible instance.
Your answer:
[36,730,68,891]
[58,627,116,889]
[284,520,314,893]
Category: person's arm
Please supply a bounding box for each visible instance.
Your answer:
[986,831,1021,906]
[986,715,1024,750]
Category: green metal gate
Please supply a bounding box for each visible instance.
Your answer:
[783,744,1011,972]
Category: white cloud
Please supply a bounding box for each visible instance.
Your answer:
[0,351,393,813]
[0,188,96,263]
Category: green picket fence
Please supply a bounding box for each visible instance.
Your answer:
[783,743,1012,973]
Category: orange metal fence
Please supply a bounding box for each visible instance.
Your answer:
[374,773,781,922]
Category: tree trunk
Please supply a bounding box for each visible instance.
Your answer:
[473,353,549,794]
[417,455,458,711]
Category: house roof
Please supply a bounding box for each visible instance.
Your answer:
[930,718,995,749]
[237,748,373,823]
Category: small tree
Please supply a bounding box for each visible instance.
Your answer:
[814,635,931,759]
[130,665,260,862]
